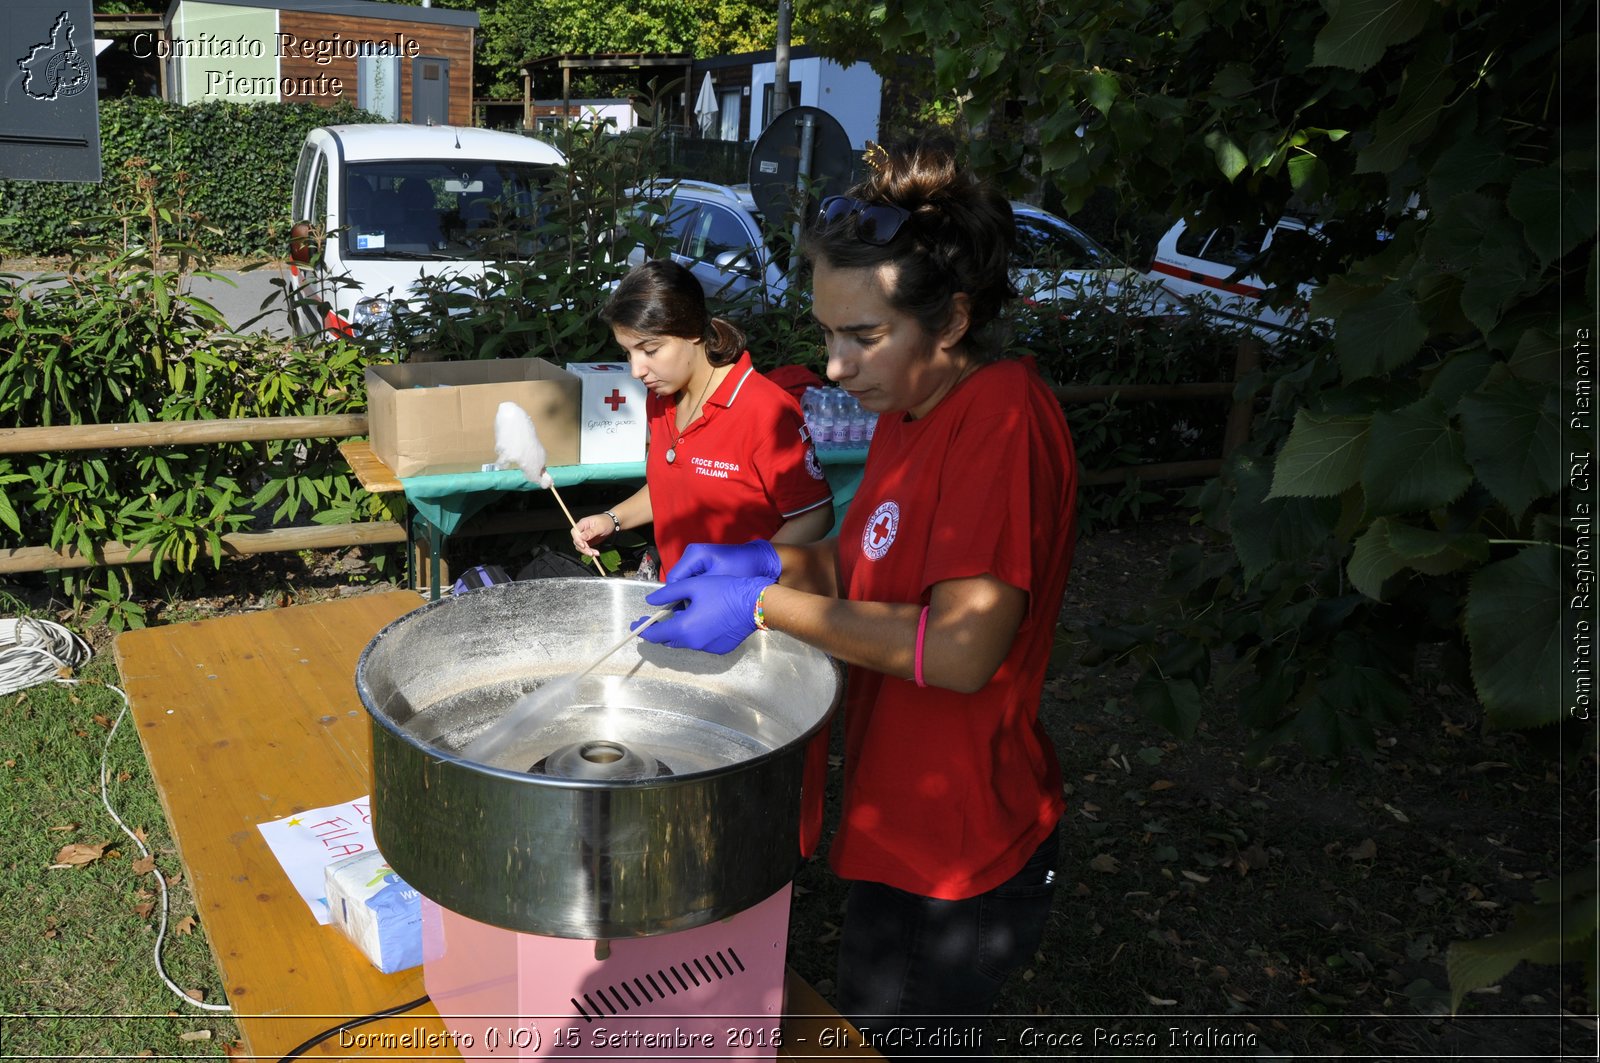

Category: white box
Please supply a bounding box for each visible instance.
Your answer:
[566,362,647,464]
[324,851,423,974]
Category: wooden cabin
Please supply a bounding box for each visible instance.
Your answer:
[161,0,476,126]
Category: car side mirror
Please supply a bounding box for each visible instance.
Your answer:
[713,248,759,278]
[288,221,322,268]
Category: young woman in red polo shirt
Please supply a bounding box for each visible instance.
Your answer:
[635,142,1079,1052]
[570,259,834,577]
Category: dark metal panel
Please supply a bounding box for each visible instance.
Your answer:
[1,0,102,182]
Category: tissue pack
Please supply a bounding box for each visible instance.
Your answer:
[324,851,423,973]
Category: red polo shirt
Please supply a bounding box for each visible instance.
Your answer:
[647,352,832,577]
[828,356,1078,900]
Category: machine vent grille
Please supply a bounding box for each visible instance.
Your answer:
[570,947,746,1022]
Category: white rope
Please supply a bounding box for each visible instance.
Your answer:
[3,616,231,1013]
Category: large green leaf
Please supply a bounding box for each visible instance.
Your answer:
[1355,43,1454,174]
[1458,365,1561,520]
[1506,327,1562,384]
[1228,456,1343,582]
[1447,892,1598,1013]
[1423,194,1528,304]
[1269,410,1372,498]
[1385,520,1489,574]
[1348,517,1406,600]
[1508,161,1599,264]
[1134,673,1202,739]
[1464,546,1561,728]
[1203,131,1248,181]
[1360,397,1474,516]
[1311,0,1432,72]
[1346,518,1482,600]
[1427,126,1513,203]
[1335,282,1428,382]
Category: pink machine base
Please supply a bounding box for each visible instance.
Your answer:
[422,886,792,1060]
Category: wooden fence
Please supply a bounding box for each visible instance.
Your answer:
[0,341,1260,576]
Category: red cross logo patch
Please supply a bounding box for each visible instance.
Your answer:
[862,500,900,561]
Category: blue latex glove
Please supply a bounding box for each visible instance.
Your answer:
[635,575,773,654]
[669,540,781,583]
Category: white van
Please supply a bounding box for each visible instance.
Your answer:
[1145,216,1319,338]
[286,124,566,338]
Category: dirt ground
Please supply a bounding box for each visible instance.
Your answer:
[22,511,1593,1061]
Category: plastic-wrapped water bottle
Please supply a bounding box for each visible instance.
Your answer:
[809,387,835,450]
[845,391,867,447]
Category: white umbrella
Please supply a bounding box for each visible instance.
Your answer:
[694,72,718,137]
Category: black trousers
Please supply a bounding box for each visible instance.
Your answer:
[835,822,1061,1059]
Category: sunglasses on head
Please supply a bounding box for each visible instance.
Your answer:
[818,195,911,246]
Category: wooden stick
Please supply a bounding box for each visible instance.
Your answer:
[545,482,609,577]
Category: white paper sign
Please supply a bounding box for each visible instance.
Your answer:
[257,795,376,925]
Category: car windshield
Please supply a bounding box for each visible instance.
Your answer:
[1014,213,1116,272]
[340,160,561,260]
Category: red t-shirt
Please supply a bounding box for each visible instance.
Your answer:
[647,352,832,577]
[828,356,1078,900]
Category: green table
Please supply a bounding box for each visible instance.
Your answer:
[398,449,869,598]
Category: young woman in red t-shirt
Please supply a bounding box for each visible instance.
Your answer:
[569,260,833,577]
[637,142,1079,1051]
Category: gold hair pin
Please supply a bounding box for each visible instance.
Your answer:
[863,140,890,174]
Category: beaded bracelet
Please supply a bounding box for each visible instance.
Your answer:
[752,586,770,631]
[604,510,622,535]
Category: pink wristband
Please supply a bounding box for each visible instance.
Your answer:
[913,605,930,688]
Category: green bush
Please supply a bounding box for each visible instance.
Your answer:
[0,158,395,631]
[0,98,384,258]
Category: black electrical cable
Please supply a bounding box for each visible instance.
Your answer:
[276,993,432,1062]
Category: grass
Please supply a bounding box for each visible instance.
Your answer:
[0,651,241,1057]
[0,522,1593,1061]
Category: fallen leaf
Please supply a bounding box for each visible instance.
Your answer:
[178,1030,212,1042]
[48,823,78,833]
[131,856,157,875]
[174,915,197,936]
[184,988,205,1002]
[223,1041,248,1058]
[92,713,113,730]
[1381,802,1409,823]
[136,1051,153,1058]
[133,825,147,843]
[50,841,108,868]
[1181,869,1211,884]
[1146,994,1177,1006]
[1238,843,1271,875]
[42,928,58,939]
[1149,779,1176,791]
[134,902,155,920]
[118,771,132,782]
[1089,853,1120,874]
[1346,838,1378,861]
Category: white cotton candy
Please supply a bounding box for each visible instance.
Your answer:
[494,401,554,488]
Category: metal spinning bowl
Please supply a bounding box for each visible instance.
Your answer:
[355,578,842,939]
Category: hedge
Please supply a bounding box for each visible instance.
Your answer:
[0,97,385,258]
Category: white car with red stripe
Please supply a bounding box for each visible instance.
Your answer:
[1145,216,1319,338]
[286,124,565,340]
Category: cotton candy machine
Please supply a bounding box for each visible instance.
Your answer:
[355,578,842,1058]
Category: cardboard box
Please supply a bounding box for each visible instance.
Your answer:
[366,358,580,477]
[566,362,647,464]
[325,851,422,974]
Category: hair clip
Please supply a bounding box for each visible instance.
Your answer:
[863,140,890,174]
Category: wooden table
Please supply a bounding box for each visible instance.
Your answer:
[113,591,876,1060]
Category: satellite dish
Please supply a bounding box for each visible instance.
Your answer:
[746,105,854,235]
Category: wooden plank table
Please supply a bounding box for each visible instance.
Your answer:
[113,591,876,1060]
